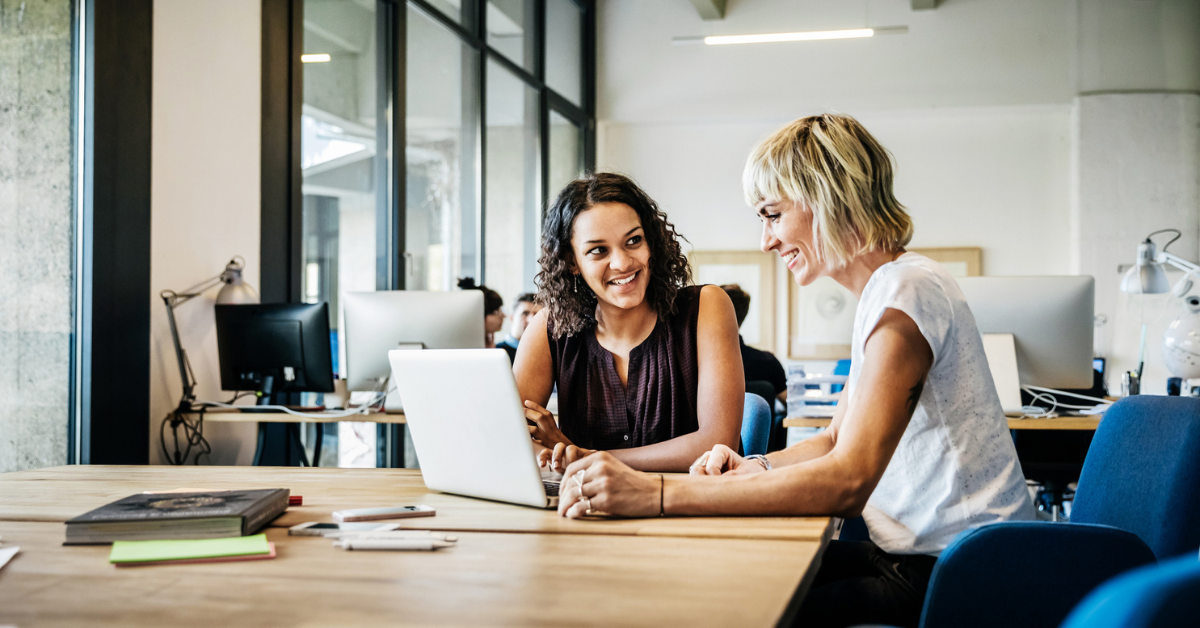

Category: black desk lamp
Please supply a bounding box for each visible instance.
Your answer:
[160,257,258,463]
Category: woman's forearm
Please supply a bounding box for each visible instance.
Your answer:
[766,430,835,468]
[664,452,867,518]
[607,427,739,472]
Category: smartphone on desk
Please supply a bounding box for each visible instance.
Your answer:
[332,505,436,522]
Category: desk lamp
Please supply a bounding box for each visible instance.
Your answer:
[1120,229,1200,390]
[160,257,259,464]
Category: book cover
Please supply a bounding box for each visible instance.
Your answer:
[66,489,290,544]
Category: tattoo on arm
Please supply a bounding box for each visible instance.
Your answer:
[906,379,926,415]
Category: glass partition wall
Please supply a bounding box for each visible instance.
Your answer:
[298,0,593,467]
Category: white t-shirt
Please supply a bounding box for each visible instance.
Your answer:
[848,253,1035,556]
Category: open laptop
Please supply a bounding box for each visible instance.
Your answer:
[387,349,561,509]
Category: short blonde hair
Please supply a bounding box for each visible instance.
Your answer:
[743,114,912,269]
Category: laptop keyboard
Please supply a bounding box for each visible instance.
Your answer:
[543,480,561,497]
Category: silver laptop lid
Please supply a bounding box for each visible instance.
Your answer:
[387,349,550,508]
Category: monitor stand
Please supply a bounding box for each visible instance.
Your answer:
[249,375,313,467]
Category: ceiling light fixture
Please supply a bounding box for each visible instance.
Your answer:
[301,53,332,63]
[673,26,907,46]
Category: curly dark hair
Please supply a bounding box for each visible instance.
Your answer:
[536,172,691,338]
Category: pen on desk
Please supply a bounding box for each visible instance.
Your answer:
[326,531,458,542]
[333,539,456,551]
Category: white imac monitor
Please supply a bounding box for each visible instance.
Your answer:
[342,291,486,392]
[957,276,1095,389]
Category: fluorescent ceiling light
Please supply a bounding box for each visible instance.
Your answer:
[301,53,331,63]
[673,26,907,46]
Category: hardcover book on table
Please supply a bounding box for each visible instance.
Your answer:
[64,489,289,545]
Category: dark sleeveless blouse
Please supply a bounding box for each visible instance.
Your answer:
[547,285,703,451]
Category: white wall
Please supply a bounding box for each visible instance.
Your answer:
[150,0,262,465]
[1076,93,1200,394]
[597,0,1200,373]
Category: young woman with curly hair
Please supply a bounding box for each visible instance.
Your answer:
[512,172,744,473]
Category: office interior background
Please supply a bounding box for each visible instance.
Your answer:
[1,0,1198,472]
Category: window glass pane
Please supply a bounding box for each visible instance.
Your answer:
[548,110,584,198]
[484,60,540,315]
[545,0,582,106]
[486,0,536,73]
[302,0,381,467]
[407,5,480,291]
[421,0,470,27]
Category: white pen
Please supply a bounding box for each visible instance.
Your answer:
[333,539,456,551]
[327,531,458,542]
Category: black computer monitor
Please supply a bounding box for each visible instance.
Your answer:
[215,303,335,399]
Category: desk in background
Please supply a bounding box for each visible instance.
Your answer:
[783,415,1102,431]
[0,466,833,628]
[194,407,406,467]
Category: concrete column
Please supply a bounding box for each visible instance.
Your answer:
[0,0,74,472]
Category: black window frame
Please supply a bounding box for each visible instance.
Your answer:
[260,0,595,467]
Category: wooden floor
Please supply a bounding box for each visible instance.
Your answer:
[0,466,833,628]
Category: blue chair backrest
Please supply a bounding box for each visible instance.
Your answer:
[1071,396,1200,559]
[831,358,850,393]
[741,393,771,457]
[1060,555,1200,628]
[920,521,1155,628]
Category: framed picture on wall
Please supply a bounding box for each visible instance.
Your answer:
[689,250,775,351]
[787,275,856,360]
[784,247,984,360]
[910,247,983,278]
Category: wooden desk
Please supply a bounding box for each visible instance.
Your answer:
[198,407,407,424]
[0,466,834,542]
[0,521,822,628]
[783,415,1103,431]
[0,466,832,627]
[191,408,405,467]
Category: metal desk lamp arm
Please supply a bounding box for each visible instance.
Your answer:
[160,257,249,407]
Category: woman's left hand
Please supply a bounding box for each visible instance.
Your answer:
[525,400,571,449]
[558,452,662,519]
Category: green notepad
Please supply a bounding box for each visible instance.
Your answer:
[109,534,270,564]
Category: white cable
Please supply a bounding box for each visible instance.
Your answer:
[1022,385,1109,405]
[194,391,387,419]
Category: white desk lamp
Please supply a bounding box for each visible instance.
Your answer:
[159,257,258,464]
[1119,229,1200,390]
[1120,229,1200,297]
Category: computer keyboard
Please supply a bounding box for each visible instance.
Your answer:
[543,480,561,497]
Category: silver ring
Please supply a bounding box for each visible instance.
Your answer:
[572,469,585,491]
[582,496,593,514]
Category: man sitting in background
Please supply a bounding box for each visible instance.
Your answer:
[497,293,541,364]
[721,284,786,410]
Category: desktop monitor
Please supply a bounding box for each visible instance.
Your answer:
[342,290,486,392]
[957,276,1095,389]
[214,303,336,396]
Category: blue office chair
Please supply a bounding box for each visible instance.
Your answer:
[1070,395,1200,559]
[917,521,1156,628]
[1059,555,1200,628]
[741,393,771,457]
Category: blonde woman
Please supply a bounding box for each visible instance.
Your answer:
[554,114,1035,628]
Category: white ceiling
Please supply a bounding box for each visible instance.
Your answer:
[599,0,1200,123]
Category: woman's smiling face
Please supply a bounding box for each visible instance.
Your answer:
[757,198,824,286]
[570,202,651,311]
